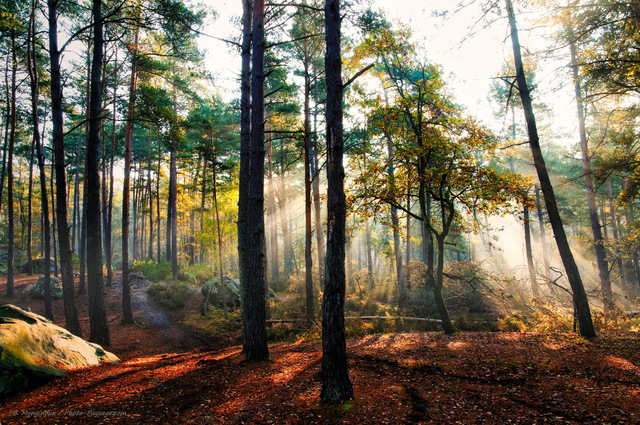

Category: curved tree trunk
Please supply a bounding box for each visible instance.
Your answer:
[506,0,595,338]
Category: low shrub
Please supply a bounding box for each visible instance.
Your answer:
[132,260,171,283]
[147,281,195,310]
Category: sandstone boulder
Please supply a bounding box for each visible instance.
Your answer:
[0,304,120,399]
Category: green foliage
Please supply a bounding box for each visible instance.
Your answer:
[182,310,242,346]
[147,281,194,310]
[177,271,197,285]
[181,264,213,284]
[132,260,171,283]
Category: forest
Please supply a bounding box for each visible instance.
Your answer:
[0,0,639,422]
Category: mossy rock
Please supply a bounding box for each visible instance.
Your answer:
[29,276,63,300]
[0,304,119,399]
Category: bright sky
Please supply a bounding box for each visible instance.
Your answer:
[200,0,578,143]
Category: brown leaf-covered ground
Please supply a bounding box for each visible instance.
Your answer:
[1,275,639,424]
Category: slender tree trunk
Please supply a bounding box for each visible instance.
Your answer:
[28,4,51,318]
[278,167,295,276]
[267,137,280,286]
[102,67,117,287]
[27,136,35,276]
[0,54,10,213]
[48,0,82,335]
[523,204,540,298]
[51,160,58,279]
[304,66,315,322]
[212,155,225,294]
[506,0,595,337]
[321,0,353,403]
[569,34,614,312]
[535,185,551,273]
[168,148,178,278]
[72,146,80,254]
[312,105,325,279]
[86,0,110,346]
[79,186,87,295]
[364,217,375,289]
[121,24,139,324]
[148,133,154,261]
[5,40,17,299]
[385,134,407,306]
[607,179,624,286]
[405,192,411,289]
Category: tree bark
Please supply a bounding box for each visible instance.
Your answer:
[523,205,540,299]
[569,34,614,312]
[321,0,353,403]
[48,0,82,335]
[86,0,110,346]
[506,0,595,337]
[5,38,17,299]
[384,134,407,306]
[267,137,280,286]
[28,4,52,322]
[304,65,315,322]
[121,23,139,324]
[238,0,269,361]
[168,148,178,278]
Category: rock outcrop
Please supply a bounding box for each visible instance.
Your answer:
[0,304,120,399]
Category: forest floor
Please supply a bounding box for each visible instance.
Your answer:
[1,275,639,424]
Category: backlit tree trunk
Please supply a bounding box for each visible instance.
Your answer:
[238,0,269,361]
[321,0,353,403]
[48,0,82,335]
[569,33,614,313]
[506,0,595,337]
[86,0,110,346]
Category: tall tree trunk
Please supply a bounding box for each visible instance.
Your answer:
[79,186,87,295]
[239,0,269,361]
[168,148,178,278]
[535,184,551,274]
[5,39,17,299]
[385,133,407,306]
[607,179,624,286]
[278,166,295,276]
[523,204,540,299]
[267,137,280,286]
[86,0,110,346]
[304,66,315,322]
[569,34,614,312]
[213,154,225,296]
[364,217,375,289]
[27,136,35,276]
[48,0,82,335]
[148,133,154,261]
[506,0,595,337]
[312,105,325,279]
[121,24,139,324]
[321,0,353,403]
[238,0,269,358]
[102,67,117,287]
[405,192,412,289]
[29,2,52,330]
